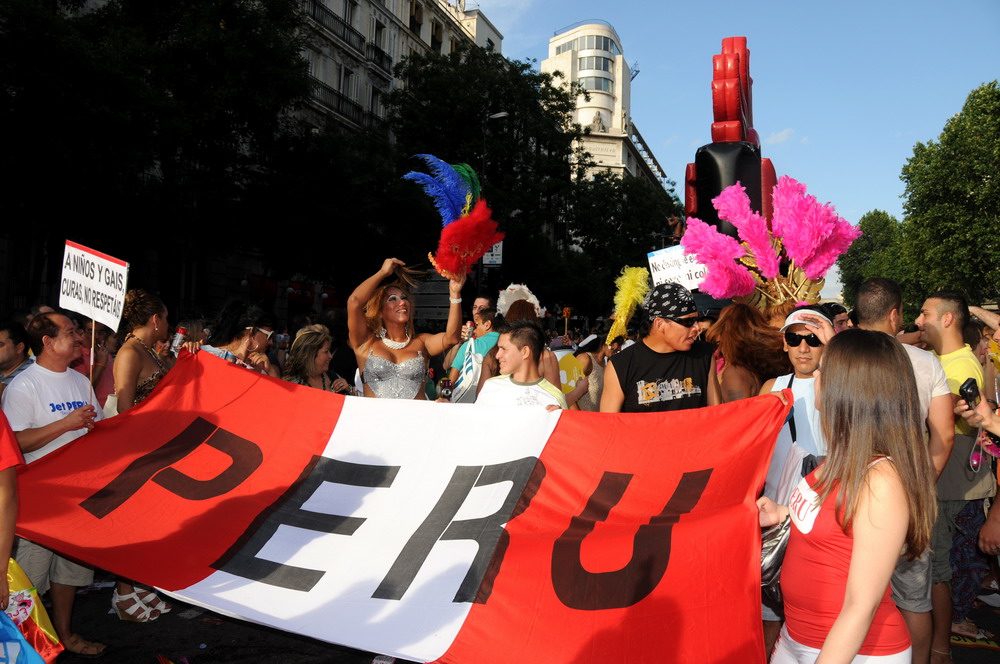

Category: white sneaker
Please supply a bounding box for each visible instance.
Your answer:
[372,656,396,664]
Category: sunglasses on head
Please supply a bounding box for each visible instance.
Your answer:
[785,331,823,347]
[663,316,698,328]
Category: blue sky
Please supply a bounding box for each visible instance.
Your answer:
[472,0,999,296]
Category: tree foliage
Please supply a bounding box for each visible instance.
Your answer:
[899,81,1000,304]
[0,0,311,226]
[386,43,594,306]
[836,210,904,309]
[386,44,683,314]
[569,170,681,288]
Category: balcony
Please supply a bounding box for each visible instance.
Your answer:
[309,0,366,56]
[367,43,392,75]
[309,76,364,126]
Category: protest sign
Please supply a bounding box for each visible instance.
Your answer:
[647,245,707,290]
[58,240,129,330]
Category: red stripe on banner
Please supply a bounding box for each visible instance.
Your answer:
[437,393,790,664]
[64,239,129,266]
[16,352,345,590]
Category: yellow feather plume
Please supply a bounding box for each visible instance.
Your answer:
[605,267,650,344]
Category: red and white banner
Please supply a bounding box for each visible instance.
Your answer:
[16,353,789,663]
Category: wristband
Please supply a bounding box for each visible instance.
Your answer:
[449,297,462,304]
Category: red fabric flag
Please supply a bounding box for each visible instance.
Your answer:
[15,353,789,663]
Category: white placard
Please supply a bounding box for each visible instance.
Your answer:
[482,241,503,266]
[59,240,129,330]
[647,245,707,290]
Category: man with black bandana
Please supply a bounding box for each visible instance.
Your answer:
[600,282,720,413]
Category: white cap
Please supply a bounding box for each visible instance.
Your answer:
[780,309,832,332]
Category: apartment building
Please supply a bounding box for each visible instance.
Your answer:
[303,0,503,131]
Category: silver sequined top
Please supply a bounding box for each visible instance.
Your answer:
[362,350,427,399]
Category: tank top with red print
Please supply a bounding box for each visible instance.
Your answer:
[780,463,910,655]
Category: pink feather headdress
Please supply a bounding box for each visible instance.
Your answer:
[680,176,861,309]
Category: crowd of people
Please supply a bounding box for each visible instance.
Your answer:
[0,263,998,664]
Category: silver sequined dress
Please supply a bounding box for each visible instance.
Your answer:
[362,350,427,399]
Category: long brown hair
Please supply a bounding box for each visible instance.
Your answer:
[360,264,424,352]
[706,303,791,381]
[813,329,936,559]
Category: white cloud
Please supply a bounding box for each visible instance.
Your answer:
[765,128,795,145]
[799,136,810,145]
[662,135,678,147]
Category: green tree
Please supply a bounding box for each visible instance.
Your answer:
[836,210,904,308]
[567,170,681,308]
[386,43,591,306]
[900,81,1000,304]
[0,0,311,225]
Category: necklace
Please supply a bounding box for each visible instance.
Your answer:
[309,374,329,391]
[126,333,168,371]
[378,327,410,350]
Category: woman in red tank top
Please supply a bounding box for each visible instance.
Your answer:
[758,328,937,663]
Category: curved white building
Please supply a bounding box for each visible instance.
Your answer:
[541,20,667,187]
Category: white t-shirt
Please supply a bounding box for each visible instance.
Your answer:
[902,343,950,422]
[1,362,103,463]
[763,373,824,501]
[476,375,567,409]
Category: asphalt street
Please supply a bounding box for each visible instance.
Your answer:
[58,573,1000,663]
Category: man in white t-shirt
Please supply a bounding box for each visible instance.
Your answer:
[476,320,566,409]
[1,312,105,658]
[854,278,952,664]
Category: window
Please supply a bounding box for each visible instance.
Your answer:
[306,49,320,77]
[555,35,620,56]
[373,19,385,49]
[371,86,384,117]
[344,0,356,26]
[579,76,613,93]
[409,1,423,34]
[340,66,357,100]
[486,38,495,52]
[577,56,612,72]
[431,21,443,53]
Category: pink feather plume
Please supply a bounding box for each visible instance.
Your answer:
[680,217,756,298]
[771,175,860,279]
[712,184,780,279]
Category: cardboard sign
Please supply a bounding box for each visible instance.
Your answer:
[59,241,129,330]
[647,245,707,290]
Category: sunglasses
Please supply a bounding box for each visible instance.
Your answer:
[663,316,699,328]
[785,331,823,347]
[246,326,274,340]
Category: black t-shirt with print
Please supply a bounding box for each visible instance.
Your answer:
[610,339,714,412]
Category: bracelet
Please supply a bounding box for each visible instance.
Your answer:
[449,297,462,304]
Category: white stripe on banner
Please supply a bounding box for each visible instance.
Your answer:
[169,397,561,661]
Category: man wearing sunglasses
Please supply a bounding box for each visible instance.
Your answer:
[600,282,720,413]
[758,306,832,653]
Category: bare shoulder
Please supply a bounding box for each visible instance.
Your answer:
[758,377,777,396]
[859,459,906,509]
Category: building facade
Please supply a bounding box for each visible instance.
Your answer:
[540,20,668,188]
[303,0,503,131]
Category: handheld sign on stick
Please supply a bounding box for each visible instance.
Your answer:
[59,240,129,382]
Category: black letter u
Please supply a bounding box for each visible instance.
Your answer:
[551,469,712,610]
